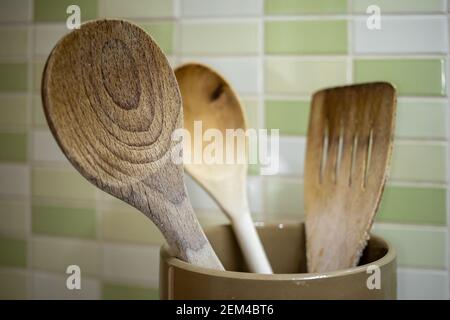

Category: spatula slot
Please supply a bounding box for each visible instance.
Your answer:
[349,135,358,186]
[363,129,374,188]
[335,121,344,184]
[319,121,329,184]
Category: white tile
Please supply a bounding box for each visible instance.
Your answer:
[0,268,29,299]
[181,0,262,16]
[185,172,263,215]
[185,174,220,211]
[32,129,67,162]
[277,136,305,176]
[31,237,100,276]
[397,268,449,300]
[0,164,29,196]
[352,0,446,13]
[264,177,304,218]
[247,176,263,214]
[179,57,260,94]
[0,0,31,22]
[265,58,347,95]
[34,25,68,56]
[102,243,160,286]
[32,271,100,300]
[354,17,448,54]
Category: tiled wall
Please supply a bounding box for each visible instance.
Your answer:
[0,0,449,300]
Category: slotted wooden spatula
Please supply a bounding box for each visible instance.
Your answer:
[305,82,396,273]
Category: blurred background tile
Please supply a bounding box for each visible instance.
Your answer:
[0,63,28,92]
[265,20,347,54]
[352,0,446,13]
[182,0,262,17]
[265,0,347,14]
[101,282,158,300]
[354,17,448,54]
[0,0,32,22]
[34,0,98,22]
[265,58,348,94]
[0,238,27,268]
[99,0,173,18]
[0,27,28,58]
[180,22,259,55]
[354,59,447,96]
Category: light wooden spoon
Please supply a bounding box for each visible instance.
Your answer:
[41,20,223,270]
[175,63,273,274]
[305,82,396,273]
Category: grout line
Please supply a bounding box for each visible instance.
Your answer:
[347,0,353,84]
[258,0,267,219]
[446,6,450,297]
[374,222,448,233]
[25,0,33,300]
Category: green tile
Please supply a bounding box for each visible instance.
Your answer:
[102,282,159,300]
[377,186,447,225]
[0,269,28,299]
[0,132,27,162]
[99,0,173,18]
[0,27,28,57]
[0,63,28,92]
[32,205,96,239]
[0,201,28,238]
[0,238,27,267]
[352,0,445,13]
[265,100,309,136]
[34,0,98,22]
[0,95,28,127]
[180,22,259,55]
[33,61,44,92]
[265,20,347,54]
[354,59,446,96]
[140,22,174,54]
[373,225,447,269]
[396,100,447,139]
[265,0,347,14]
[248,162,260,176]
[390,143,447,183]
[0,0,32,22]
[265,58,347,95]
[32,167,96,200]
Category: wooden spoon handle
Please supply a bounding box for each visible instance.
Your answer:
[230,213,272,274]
[125,163,224,270]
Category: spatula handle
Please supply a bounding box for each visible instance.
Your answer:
[231,213,273,274]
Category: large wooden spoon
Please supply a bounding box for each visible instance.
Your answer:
[305,82,396,273]
[41,20,223,270]
[175,63,272,274]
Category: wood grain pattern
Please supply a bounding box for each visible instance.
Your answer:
[175,63,273,273]
[41,20,223,270]
[305,82,396,273]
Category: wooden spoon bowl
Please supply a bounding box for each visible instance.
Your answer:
[42,20,223,270]
[175,63,272,273]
